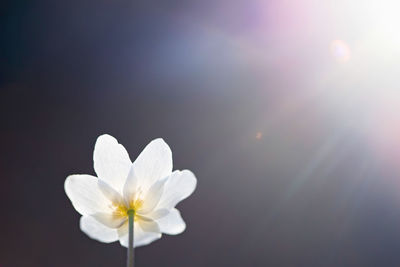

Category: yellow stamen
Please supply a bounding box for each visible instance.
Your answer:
[110,197,145,222]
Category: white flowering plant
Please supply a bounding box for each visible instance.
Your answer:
[65,134,197,266]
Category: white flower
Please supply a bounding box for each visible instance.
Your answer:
[64,134,197,247]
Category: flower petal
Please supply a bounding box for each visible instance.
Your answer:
[65,174,111,216]
[91,212,127,229]
[138,178,168,214]
[157,170,197,210]
[137,216,161,233]
[98,179,125,205]
[118,221,162,248]
[131,138,172,192]
[122,166,139,204]
[80,216,119,243]
[93,134,132,192]
[156,208,186,235]
[147,209,170,220]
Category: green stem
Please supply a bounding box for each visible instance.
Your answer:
[127,210,135,267]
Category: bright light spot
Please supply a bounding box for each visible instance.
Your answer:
[330,40,351,63]
[321,0,400,172]
[256,132,263,140]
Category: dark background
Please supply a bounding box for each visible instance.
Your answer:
[2,0,400,266]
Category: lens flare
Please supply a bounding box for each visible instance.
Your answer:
[330,40,351,63]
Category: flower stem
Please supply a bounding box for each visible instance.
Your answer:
[127,209,135,267]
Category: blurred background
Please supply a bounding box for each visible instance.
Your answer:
[1,0,400,266]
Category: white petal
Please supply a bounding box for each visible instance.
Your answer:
[137,216,160,233]
[139,178,168,214]
[98,179,125,205]
[91,212,127,229]
[131,138,172,193]
[147,209,170,220]
[156,208,186,235]
[65,174,111,216]
[123,166,139,204]
[157,170,197,210]
[93,134,132,193]
[80,216,119,243]
[118,221,162,248]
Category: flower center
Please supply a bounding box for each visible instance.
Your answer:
[130,198,144,211]
[111,197,145,222]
